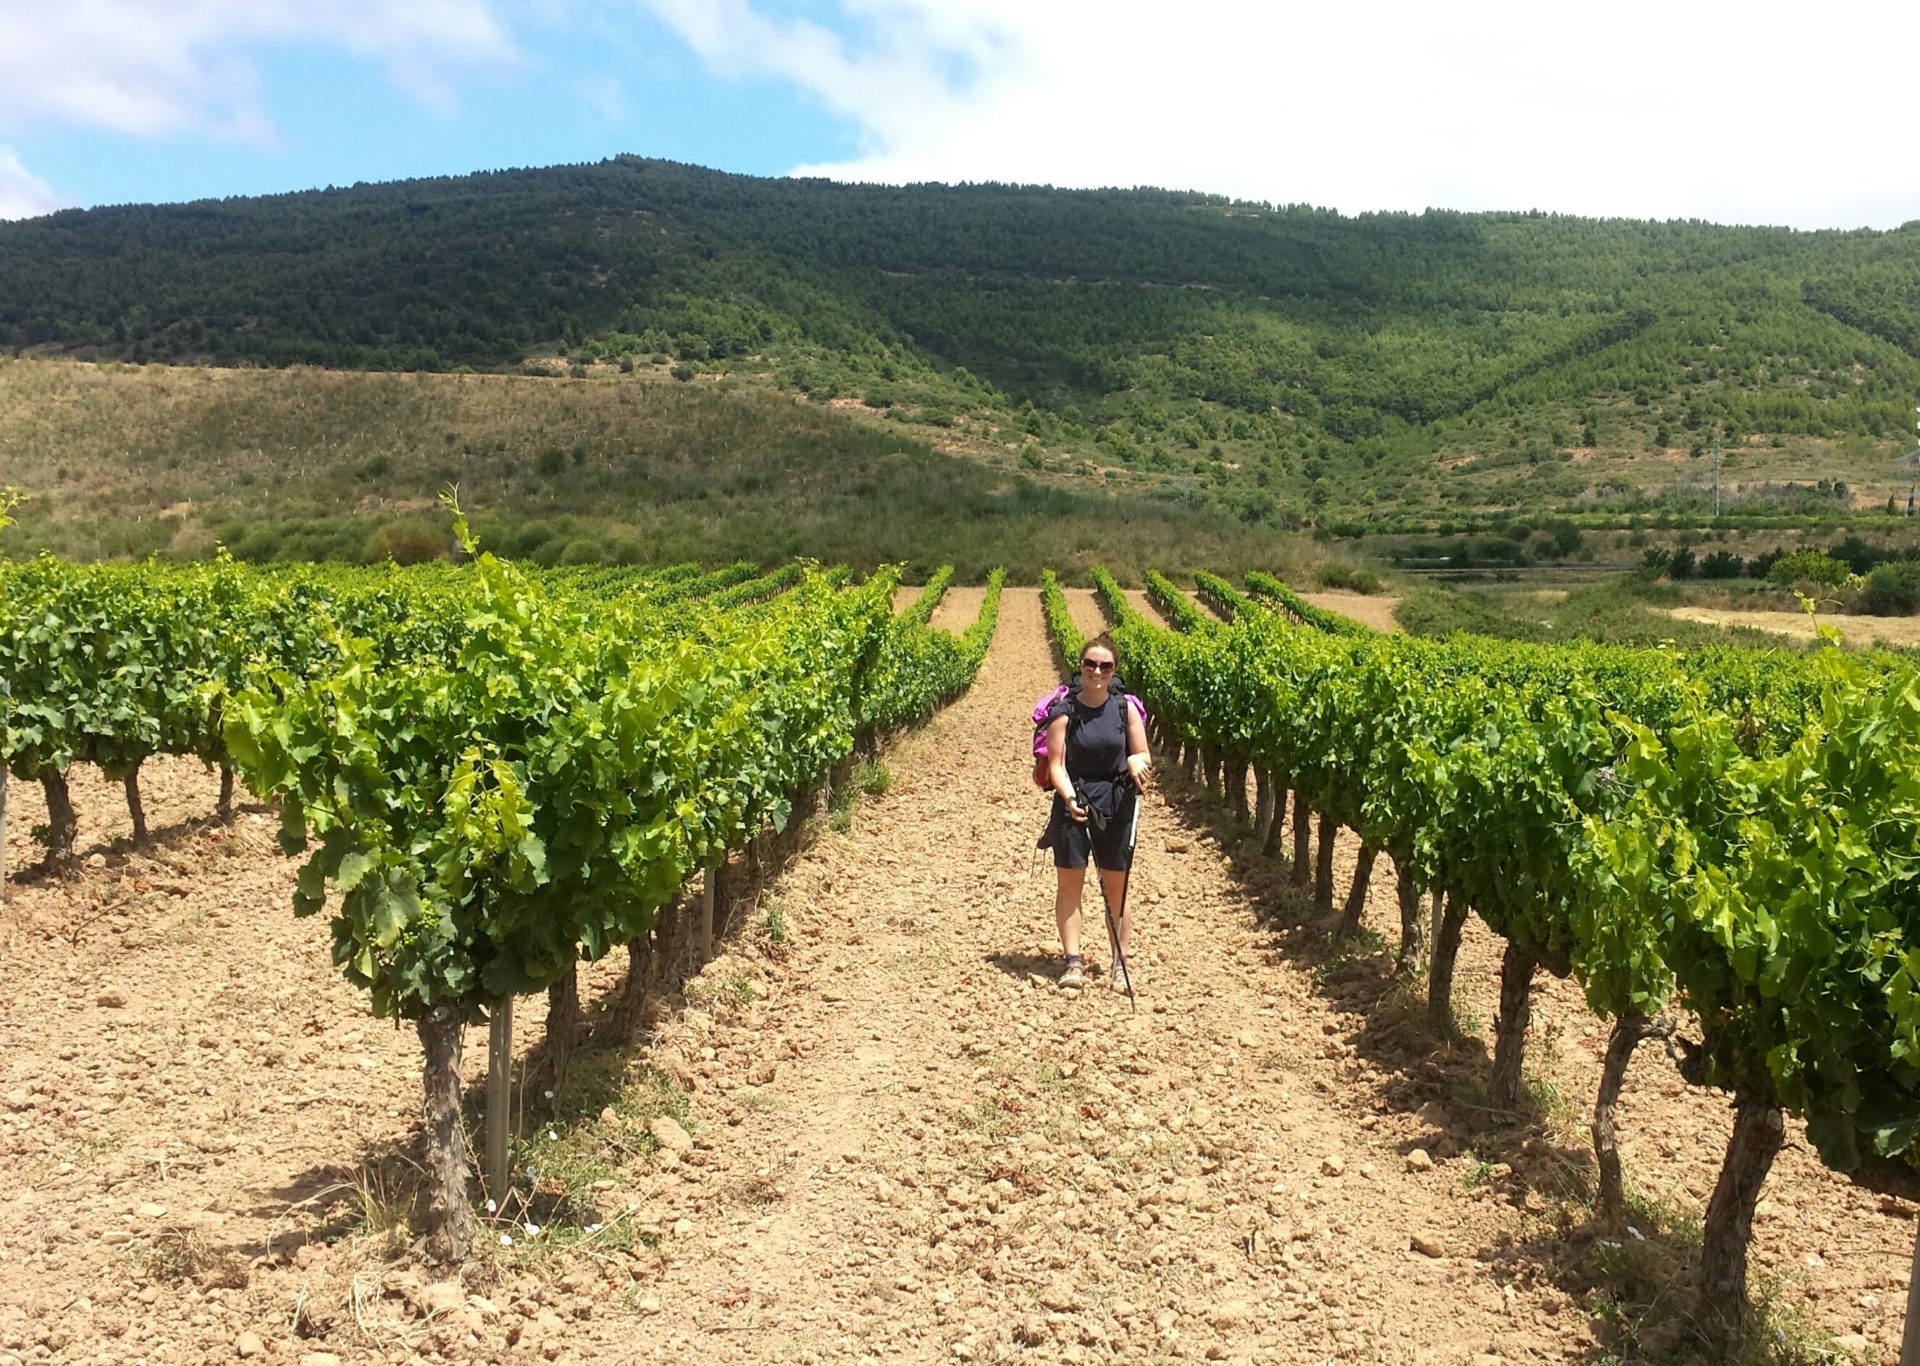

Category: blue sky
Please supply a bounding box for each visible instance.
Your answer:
[1,1,1916,230]
[0,3,862,212]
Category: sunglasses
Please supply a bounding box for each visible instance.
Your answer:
[1080,659,1115,674]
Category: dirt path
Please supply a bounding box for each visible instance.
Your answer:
[1121,589,1173,630]
[624,589,1569,1364]
[0,763,433,1364]
[1062,588,1108,646]
[1192,590,1230,623]
[927,585,990,637]
[1298,592,1401,634]
[1,592,1913,1365]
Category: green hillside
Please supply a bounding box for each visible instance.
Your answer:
[0,358,1323,583]
[4,156,1920,528]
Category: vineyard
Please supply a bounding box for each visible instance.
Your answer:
[0,517,1004,1267]
[1059,565,1920,1323]
[4,544,1920,1361]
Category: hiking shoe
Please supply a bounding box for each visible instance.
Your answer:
[1059,957,1085,991]
[1109,962,1132,995]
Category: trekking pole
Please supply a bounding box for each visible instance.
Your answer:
[1111,787,1141,1011]
[1076,782,1137,1012]
[1100,866,1136,1012]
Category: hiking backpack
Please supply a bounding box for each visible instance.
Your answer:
[1029,679,1148,790]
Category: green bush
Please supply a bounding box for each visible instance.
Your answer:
[503,521,556,558]
[363,520,447,565]
[1315,563,1383,594]
[1859,561,1920,615]
[1767,548,1851,588]
[230,525,287,562]
[1394,584,1543,641]
[557,537,609,566]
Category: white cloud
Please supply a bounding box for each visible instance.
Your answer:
[577,74,627,123]
[0,145,68,220]
[641,0,1013,130]
[0,2,523,144]
[642,0,1920,230]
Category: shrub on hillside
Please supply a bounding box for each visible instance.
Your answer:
[557,537,610,566]
[1767,549,1851,588]
[1315,563,1383,594]
[504,521,557,558]
[1859,561,1920,615]
[229,526,287,562]
[1394,584,1544,641]
[364,520,447,565]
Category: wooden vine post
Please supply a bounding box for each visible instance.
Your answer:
[699,865,718,965]
[1902,1221,1920,1364]
[0,679,8,906]
[0,498,12,896]
[485,996,514,1206]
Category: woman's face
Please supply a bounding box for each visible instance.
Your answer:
[1080,649,1116,687]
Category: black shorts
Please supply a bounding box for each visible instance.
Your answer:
[1048,784,1138,871]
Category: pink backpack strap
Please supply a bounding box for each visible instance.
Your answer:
[1030,684,1069,727]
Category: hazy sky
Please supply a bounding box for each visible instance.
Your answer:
[1,0,1914,229]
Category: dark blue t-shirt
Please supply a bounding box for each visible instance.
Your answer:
[1053,692,1128,782]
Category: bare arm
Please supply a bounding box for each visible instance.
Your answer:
[1046,714,1086,820]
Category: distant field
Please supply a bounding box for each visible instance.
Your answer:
[1299,589,1401,633]
[1669,604,1920,649]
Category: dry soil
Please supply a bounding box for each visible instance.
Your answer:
[0,592,1913,1365]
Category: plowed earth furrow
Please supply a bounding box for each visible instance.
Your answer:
[613,592,1587,1364]
[0,590,1911,1366]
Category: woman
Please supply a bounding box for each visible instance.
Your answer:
[1043,633,1151,991]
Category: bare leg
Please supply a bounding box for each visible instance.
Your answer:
[1054,866,1086,958]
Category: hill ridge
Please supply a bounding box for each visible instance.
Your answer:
[5,155,1919,526]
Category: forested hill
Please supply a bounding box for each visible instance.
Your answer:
[6,155,1920,522]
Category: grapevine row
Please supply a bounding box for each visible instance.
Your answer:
[1244,570,1372,636]
[1191,569,1252,621]
[1081,565,1918,1321]
[897,566,955,628]
[1141,569,1213,634]
[3,542,1003,1258]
